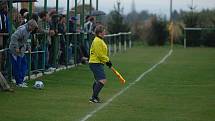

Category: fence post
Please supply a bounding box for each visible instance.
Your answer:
[56,0,59,13]
[74,0,78,31]
[29,1,32,17]
[90,0,92,14]
[41,34,46,72]
[124,34,127,51]
[65,35,68,67]
[74,33,78,66]
[119,33,122,52]
[8,0,13,81]
[52,35,59,68]
[184,29,186,48]
[107,36,110,56]
[129,32,132,48]
[66,0,70,32]
[34,36,39,71]
[44,0,47,11]
[28,51,31,80]
[114,34,117,54]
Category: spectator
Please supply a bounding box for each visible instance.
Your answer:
[19,8,28,25]
[0,1,9,33]
[0,1,9,77]
[83,15,95,57]
[19,8,28,17]
[58,15,66,65]
[69,16,77,33]
[38,11,55,35]
[29,13,39,71]
[69,16,88,64]
[9,19,38,88]
[84,15,93,33]
[58,15,66,34]
[12,9,20,30]
[48,11,59,68]
[49,10,58,33]
[31,13,39,23]
[38,11,55,69]
[21,12,38,26]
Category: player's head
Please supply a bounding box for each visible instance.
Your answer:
[95,25,106,38]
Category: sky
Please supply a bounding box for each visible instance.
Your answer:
[35,0,215,16]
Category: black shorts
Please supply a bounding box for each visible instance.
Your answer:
[89,63,106,81]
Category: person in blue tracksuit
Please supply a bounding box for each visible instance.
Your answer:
[9,19,38,88]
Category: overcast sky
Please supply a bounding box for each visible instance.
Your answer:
[35,0,215,16]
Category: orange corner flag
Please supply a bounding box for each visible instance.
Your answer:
[111,67,126,84]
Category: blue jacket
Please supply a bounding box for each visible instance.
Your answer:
[0,12,10,33]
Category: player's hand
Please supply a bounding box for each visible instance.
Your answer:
[106,61,112,68]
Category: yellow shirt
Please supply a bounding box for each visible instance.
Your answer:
[89,36,109,64]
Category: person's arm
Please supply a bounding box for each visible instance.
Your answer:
[38,27,49,34]
[9,29,22,54]
[37,21,49,34]
[26,37,31,52]
[63,23,66,33]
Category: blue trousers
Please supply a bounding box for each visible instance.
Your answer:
[11,54,27,85]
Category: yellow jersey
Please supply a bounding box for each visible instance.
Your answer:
[89,36,109,64]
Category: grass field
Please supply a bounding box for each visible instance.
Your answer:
[0,46,215,121]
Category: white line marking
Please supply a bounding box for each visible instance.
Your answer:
[80,49,173,121]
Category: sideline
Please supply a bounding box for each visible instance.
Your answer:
[80,49,173,121]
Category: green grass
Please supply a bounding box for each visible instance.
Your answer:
[0,46,215,121]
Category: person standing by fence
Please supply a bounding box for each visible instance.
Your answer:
[38,11,55,69]
[0,1,10,74]
[9,19,38,88]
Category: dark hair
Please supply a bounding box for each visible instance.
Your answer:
[49,10,57,17]
[59,14,66,21]
[85,15,90,21]
[39,11,48,18]
[20,8,28,16]
[51,14,59,25]
[90,17,94,22]
[0,1,7,11]
[95,25,105,36]
[31,13,39,22]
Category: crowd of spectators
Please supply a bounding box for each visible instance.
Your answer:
[0,1,97,89]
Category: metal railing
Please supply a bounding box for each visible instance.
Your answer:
[105,32,132,55]
[0,32,131,81]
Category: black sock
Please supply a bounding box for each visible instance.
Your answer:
[92,81,104,99]
[92,81,96,91]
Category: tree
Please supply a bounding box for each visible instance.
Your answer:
[71,4,95,15]
[107,1,130,34]
[144,16,168,46]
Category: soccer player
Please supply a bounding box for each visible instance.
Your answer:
[89,25,112,103]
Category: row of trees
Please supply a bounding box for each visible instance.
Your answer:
[173,9,215,46]
[105,3,215,47]
[55,3,215,47]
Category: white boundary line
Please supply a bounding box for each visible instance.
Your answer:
[80,49,173,121]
